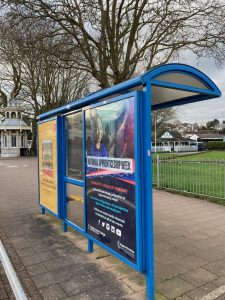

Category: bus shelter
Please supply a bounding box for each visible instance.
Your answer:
[37,63,221,299]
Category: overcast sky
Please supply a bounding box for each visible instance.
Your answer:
[172,51,225,124]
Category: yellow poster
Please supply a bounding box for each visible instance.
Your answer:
[38,120,58,214]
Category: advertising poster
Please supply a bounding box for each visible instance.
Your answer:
[86,97,136,263]
[42,140,53,177]
[38,120,58,214]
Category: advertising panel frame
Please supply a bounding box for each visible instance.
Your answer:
[84,91,143,272]
[62,110,86,236]
[61,91,143,272]
[37,116,62,218]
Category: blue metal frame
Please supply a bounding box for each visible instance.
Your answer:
[64,177,84,187]
[63,110,86,234]
[149,65,220,94]
[134,92,144,270]
[82,110,93,251]
[141,87,154,299]
[60,115,68,232]
[37,117,61,219]
[37,124,40,212]
[36,63,222,300]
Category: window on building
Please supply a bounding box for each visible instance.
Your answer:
[21,135,24,147]
[11,134,16,147]
[18,112,21,119]
[4,136,7,147]
[27,131,32,140]
[11,112,16,119]
[6,112,9,118]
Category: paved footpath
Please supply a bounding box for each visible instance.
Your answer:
[154,190,225,299]
[0,158,144,300]
[2,158,225,299]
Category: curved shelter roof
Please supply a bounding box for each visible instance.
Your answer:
[38,63,221,121]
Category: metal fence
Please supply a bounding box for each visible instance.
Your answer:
[152,155,225,200]
[152,145,198,153]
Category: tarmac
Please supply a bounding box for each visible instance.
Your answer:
[1,158,225,299]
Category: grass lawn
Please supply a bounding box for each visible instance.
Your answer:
[152,151,225,200]
[180,151,225,160]
[152,151,225,160]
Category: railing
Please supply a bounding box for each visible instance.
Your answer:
[174,145,198,152]
[152,155,225,200]
[152,146,171,152]
[152,145,198,153]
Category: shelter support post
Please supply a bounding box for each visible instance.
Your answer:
[88,239,94,253]
[62,221,68,232]
[141,90,155,299]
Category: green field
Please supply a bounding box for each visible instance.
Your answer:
[152,151,225,160]
[152,151,225,201]
[179,151,225,160]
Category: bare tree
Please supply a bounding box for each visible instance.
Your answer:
[0,23,23,108]
[3,0,225,89]
[0,17,91,151]
[152,108,178,133]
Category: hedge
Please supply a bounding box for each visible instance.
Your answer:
[207,141,225,150]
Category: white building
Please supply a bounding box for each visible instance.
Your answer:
[152,130,198,152]
[0,100,32,157]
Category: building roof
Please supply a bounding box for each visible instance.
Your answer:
[0,118,31,129]
[2,99,25,112]
[157,130,192,142]
[197,133,225,140]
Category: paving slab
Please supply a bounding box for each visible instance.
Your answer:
[180,267,217,288]
[186,282,217,300]
[156,277,195,299]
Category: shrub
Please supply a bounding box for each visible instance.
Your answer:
[207,141,225,150]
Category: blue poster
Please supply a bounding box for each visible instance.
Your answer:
[85,97,136,263]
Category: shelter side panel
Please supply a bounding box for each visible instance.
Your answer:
[38,120,58,215]
[85,97,136,264]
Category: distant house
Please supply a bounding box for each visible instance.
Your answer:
[176,123,198,134]
[189,134,199,141]
[152,130,197,152]
[197,133,225,142]
[0,100,32,157]
[189,133,225,142]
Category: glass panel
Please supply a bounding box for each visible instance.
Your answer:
[154,72,209,90]
[66,183,84,228]
[66,112,83,180]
